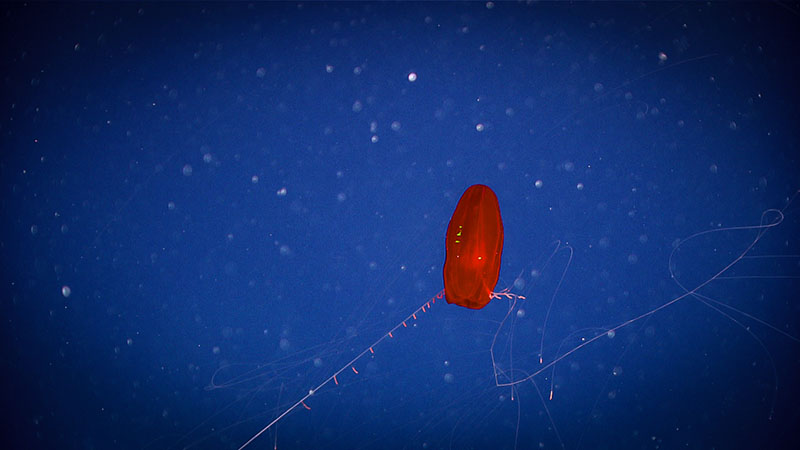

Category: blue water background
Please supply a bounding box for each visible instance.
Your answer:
[2,3,799,450]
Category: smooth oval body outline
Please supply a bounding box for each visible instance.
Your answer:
[443,184,504,309]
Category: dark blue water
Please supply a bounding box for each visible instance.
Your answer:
[2,3,798,450]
